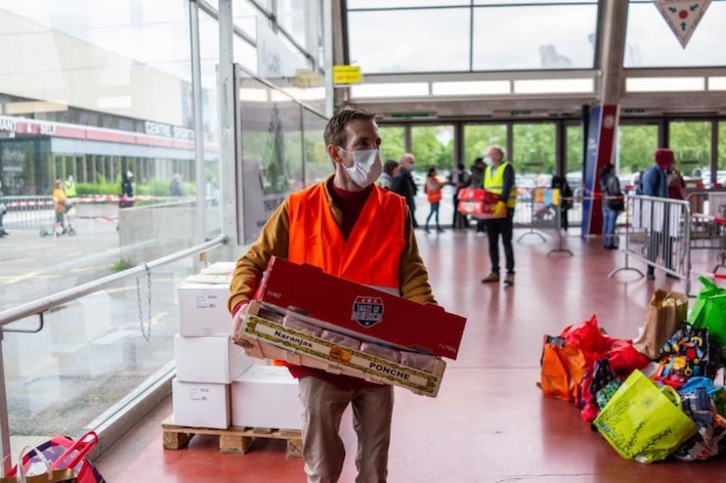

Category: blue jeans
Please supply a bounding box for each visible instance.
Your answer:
[602,206,619,247]
[426,202,440,229]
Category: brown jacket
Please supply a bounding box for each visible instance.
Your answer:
[228,177,436,313]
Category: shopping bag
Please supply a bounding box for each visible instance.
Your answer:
[2,446,77,483]
[560,315,614,365]
[540,335,587,402]
[653,327,715,389]
[7,432,104,483]
[633,290,688,360]
[578,359,617,421]
[674,386,726,461]
[689,276,726,353]
[594,370,698,463]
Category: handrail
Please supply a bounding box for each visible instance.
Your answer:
[0,234,228,329]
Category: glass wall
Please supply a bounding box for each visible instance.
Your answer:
[379,126,406,163]
[566,124,584,190]
[0,0,327,460]
[411,125,455,171]
[512,123,556,187]
[462,124,507,168]
[616,124,658,184]
[346,1,599,74]
[670,121,711,179]
[625,0,726,68]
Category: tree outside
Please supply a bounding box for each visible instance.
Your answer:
[463,124,507,168]
[513,123,556,177]
[411,125,454,171]
[378,126,406,163]
[670,121,711,178]
[616,124,658,176]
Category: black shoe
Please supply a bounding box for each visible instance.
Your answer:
[666,273,679,279]
[646,272,655,281]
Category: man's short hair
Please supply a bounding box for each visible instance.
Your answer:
[324,108,376,147]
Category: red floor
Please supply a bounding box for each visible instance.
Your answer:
[98,228,726,482]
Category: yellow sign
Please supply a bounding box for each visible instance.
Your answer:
[333,65,363,86]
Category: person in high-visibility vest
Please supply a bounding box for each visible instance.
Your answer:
[64,175,77,197]
[481,145,517,286]
[424,167,445,233]
[228,108,437,482]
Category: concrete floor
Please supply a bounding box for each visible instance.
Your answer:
[94,227,726,482]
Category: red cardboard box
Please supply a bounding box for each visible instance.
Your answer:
[254,257,466,360]
[457,188,506,219]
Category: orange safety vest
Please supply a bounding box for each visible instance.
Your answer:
[287,182,406,290]
[426,177,442,203]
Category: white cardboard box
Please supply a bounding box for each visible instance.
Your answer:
[177,282,231,336]
[175,335,253,384]
[231,365,302,430]
[172,378,230,429]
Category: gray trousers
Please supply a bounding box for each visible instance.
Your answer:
[298,377,394,483]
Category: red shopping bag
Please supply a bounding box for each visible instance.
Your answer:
[6,432,105,483]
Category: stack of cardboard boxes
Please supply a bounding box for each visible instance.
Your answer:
[173,262,302,431]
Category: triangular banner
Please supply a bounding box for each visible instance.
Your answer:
[654,0,712,48]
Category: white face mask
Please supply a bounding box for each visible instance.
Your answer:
[343,148,382,188]
[484,156,494,166]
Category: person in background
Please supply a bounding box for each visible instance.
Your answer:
[0,179,8,237]
[170,173,183,198]
[120,170,135,208]
[551,174,573,232]
[480,146,517,286]
[424,167,445,234]
[228,108,436,483]
[64,175,77,198]
[640,148,674,280]
[450,162,471,229]
[392,153,418,228]
[52,179,67,236]
[469,157,486,236]
[599,164,623,250]
[667,160,686,201]
[378,159,399,190]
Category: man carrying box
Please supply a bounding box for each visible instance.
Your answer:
[228,108,437,483]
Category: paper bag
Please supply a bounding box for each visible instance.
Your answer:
[633,290,688,360]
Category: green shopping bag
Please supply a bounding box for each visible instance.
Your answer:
[689,276,726,351]
[594,370,697,464]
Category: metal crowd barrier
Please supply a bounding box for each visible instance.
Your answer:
[514,188,573,256]
[687,188,726,251]
[686,189,726,275]
[610,194,692,294]
[1,196,55,229]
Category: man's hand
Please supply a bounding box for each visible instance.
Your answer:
[231,302,253,349]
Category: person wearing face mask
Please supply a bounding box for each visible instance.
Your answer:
[391,152,419,228]
[228,108,436,483]
[480,145,517,286]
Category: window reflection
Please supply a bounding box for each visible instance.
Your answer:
[625,2,726,67]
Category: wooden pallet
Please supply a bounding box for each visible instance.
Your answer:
[162,417,303,458]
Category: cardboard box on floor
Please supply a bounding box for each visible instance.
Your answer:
[253,257,466,360]
[231,365,302,430]
[172,378,230,429]
[240,301,447,397]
